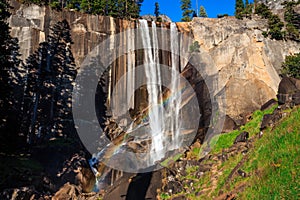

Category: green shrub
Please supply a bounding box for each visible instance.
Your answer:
[255,3,272,19]
[189,41,200,53]
[217,14,229,18]
[281,52,300,79]
[255,3,284,40]
[283,1,300,41]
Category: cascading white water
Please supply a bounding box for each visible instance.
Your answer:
[139,20,183,164]
[169,23,182,149]
[126,27,135,110]
[140,20,165,163]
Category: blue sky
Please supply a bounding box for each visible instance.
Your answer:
[140,0,253,22]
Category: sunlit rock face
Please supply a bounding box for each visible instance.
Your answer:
[9,0,300,122]
[188,17,299,121]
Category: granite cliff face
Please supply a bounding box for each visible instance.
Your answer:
[188,17,299,120]
[9,1,300,122]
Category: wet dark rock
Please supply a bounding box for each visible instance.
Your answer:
[172,195,186,200]
[279,77,300,93]
[260,99,277,111]
[102,171,161,200]
[277,77,300,105]
[233,132,249,144]
[0,187,38,200]
[32,141,89,188]
[260,109,282,130]
[260,114,274,130]
[167,181,182,195]
[292,91,300,105]
[52,183,81,200]
[221,115,238,133]
[237,169,247,177]
[198,164,212,173]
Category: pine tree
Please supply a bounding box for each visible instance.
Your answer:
[80,0,92,13]
[91,0,106,15]
[154,2,160,18]
[127,0,143,19]
[246,0,249,6]
[24,20,77,144]
[235,0,245,19]
[199,5,208,17]
[181,0,193,22]
[0,0,22,147]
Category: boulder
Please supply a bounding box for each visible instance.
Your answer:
[277,77,300,105]
[221,115,238,133]
[233,132,249,144]
[292,91,300,105]
[52,183,81,200]
[260,109,282,130]
[278,77,300,94]
[260,99,278,111]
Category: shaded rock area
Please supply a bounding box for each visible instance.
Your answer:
[221,115,238,133]
[260,98,277,111]
[0,138,96,199]
[233,131,249,144]
[277,76,300,105]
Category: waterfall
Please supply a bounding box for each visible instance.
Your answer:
[90,21,187,188]
[139,20,165,163]
[139,20,183,164]
[169,23,182,149]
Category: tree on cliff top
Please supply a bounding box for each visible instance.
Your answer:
[22,0,144,19]
[235,0,245,19]
[199,5,208,17]
[154,2,160,18]
[181,0,193,22]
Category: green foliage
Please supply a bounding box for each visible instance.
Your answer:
[283,1,300,41]
[240,107,300,199]
[189,41,200,53]
[80,0,91,13]
[262,31,268,38]
[234,0,254,19]
[235,0,245,19]
[199,5,207,17]
[154,2,160,18]
[49,0,61,10]
[23,20,77,144]
[210,104,277,154]
[281,52,300,79]
[217,13,229,18]
[20,0,143,19]
[0,0,22,145]
[268,14,284,40]
[166,105,299,199]
[255,3,284,40]
[160,193,171,199]
[244,0,253,18]
[255,3,272,18]
[180,0,193,22]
